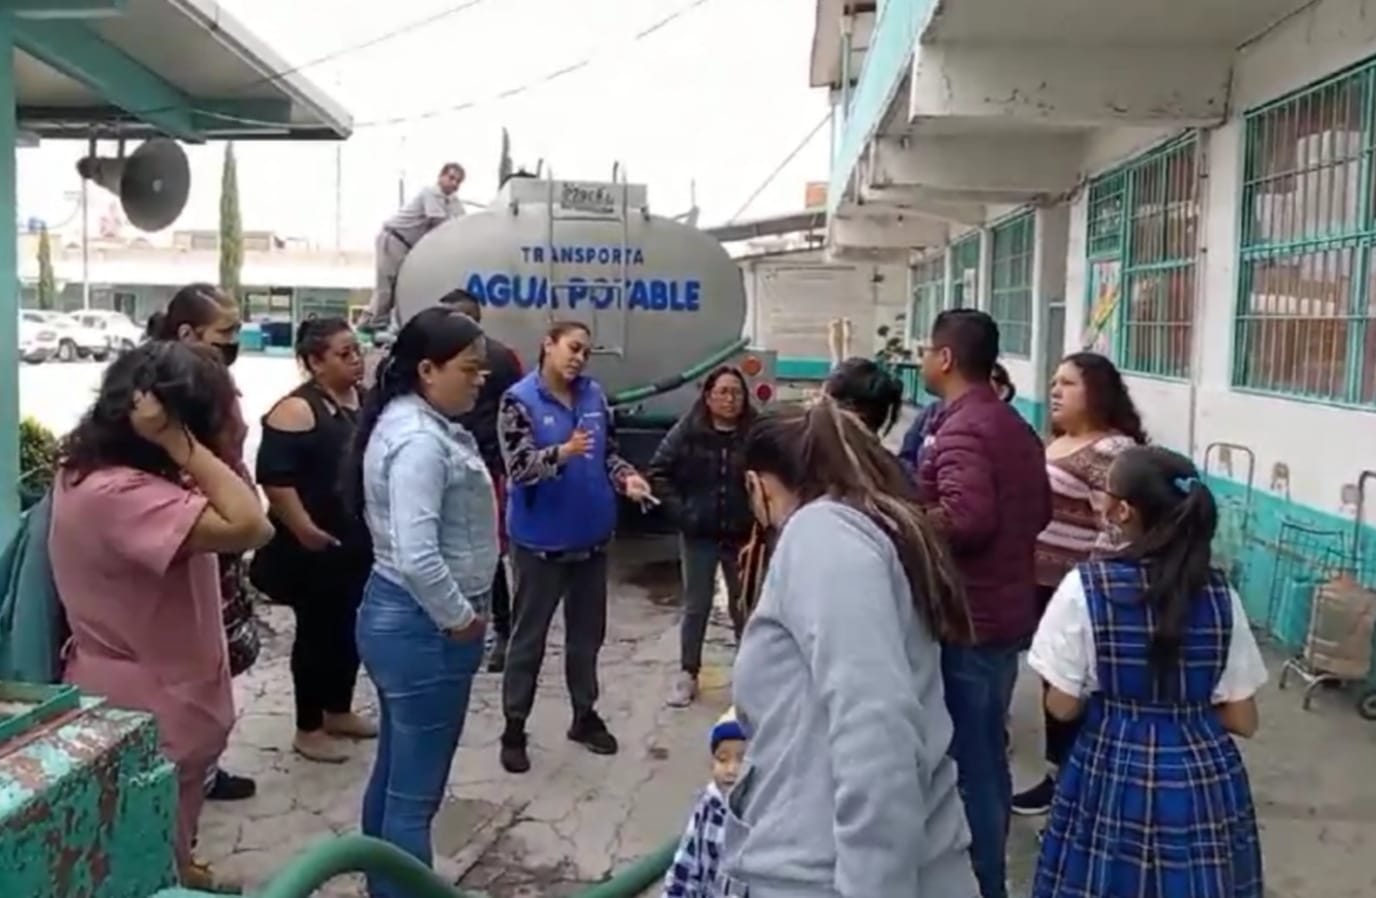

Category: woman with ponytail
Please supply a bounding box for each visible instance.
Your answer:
[344,306,497,898]
[722,398,977,898]
[1028,446,1266,898]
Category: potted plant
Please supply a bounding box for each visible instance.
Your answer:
[18,416,59,511]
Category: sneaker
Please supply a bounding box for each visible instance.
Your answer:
[487,634,508,673]
[1011,775,1056,817]
[323,712,378,740]
[666,671,698,707]
[568,711,618,755]
[293,730,350,764]
[499,720,531,774]
[205,768,256,802]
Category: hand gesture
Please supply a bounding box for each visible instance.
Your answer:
[299,526,341,552]
[129,391,190,458]
[558,428,594,461]
[623,473,655,504]
[445,615,487,644]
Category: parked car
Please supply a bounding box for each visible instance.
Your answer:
[69,310,144,355]
[18,311,60,364]
[43,312,109,362]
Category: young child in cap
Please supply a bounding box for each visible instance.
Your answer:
[661,707,747,898]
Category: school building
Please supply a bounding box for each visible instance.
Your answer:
[813,0,1376,650]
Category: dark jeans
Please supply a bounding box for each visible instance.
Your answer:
[291,581,363,732]
[502,546,607,723]
[491,556,512,641]
[357,573,484,898]
[1035,583,1081,767]
[679,536,743,675]
[943,641,1021,898]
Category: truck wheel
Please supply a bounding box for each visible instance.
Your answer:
[1359,689,1376,721]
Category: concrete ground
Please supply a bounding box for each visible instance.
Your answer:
[21,360,1376,897]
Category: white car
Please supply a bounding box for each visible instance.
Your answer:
[69,310,144,355]
[18,311,60,364]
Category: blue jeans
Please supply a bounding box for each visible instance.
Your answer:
[942,641,1020,898]
[357,573,485,898]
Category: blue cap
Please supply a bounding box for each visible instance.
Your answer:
[711,706,747,751]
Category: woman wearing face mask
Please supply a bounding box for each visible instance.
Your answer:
[1028,446,1265,898]
[648,366,756,708]
[497,320,655,774]
[724,399,977,898]
[147,282,260,803]
[1013,351,1148,817]
[344,306,497,898]
[252,318,374,764]
[49,342,273,890]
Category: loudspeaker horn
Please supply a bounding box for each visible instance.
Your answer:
[76,138,191,233]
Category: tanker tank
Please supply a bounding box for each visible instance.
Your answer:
[393,175,760,417]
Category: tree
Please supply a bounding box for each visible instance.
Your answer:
[218,142,243,306]
[36,225,55,311]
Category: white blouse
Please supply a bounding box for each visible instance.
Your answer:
[1028,569,1269,704]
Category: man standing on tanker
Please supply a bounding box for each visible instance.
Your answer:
[364,162,467,326]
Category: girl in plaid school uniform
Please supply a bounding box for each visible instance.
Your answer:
[1027,445,1267,898]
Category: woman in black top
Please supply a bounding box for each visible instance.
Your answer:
[649,365,756,707]
[251,318,374,763]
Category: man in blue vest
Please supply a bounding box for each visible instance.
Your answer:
[496,320,655,774]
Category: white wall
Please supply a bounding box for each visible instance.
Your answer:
[1059,0,1376,518]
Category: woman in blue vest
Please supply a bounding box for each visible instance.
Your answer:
[496,319,655,774]
[344,306,497,898]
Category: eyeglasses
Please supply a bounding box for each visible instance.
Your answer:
[710,388,745,399]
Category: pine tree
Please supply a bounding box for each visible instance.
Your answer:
[218,142,243,306]
[36,225,55,311]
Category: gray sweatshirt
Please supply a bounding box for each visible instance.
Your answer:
[723,499,976,898]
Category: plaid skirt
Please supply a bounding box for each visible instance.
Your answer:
[1033,697,1263,898]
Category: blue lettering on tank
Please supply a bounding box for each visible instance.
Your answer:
[466,270,701,313]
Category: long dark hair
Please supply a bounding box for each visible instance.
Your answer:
[743,399,971,642]
[1109,446,1219,680]
[1058,352,1147,443]
[824,357,905,435]
[146,282,235,341]
[690,366,755,430]
[60,341,235,484]
[344,306,484,517]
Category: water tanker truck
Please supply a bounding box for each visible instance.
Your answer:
[390,172,778,531]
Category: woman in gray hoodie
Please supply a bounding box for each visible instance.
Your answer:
[723,399,978,898]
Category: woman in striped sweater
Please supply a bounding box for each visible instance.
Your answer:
[1013,351,1148,816]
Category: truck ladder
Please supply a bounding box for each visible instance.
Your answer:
[542,165,633,357]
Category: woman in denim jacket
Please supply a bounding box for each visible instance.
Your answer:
[344,306,497,898]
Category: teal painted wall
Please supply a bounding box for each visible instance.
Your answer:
[1012,396,1046,433]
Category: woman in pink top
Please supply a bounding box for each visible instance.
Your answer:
[49,342,273,891]
[1013,351,1147,817]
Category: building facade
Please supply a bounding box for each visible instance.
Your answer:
[814,0,1376,646]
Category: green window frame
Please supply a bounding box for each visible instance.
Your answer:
[1083,134,1200,379]
[1234,63,1376,407]
[990,213,1035,356]
[909,253,946,344]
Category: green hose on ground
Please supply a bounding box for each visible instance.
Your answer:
[151,833,676,898]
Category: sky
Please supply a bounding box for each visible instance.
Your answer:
[16,0,831,251]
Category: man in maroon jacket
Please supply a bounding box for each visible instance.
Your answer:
[916,309,1051,898]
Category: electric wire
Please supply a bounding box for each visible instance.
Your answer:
[725,111,831,224]
[190,0,717,132]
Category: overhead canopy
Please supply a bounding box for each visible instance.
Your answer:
[9,0,353,142]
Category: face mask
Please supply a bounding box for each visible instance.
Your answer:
[214,341,240,367]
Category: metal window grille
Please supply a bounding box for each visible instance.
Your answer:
[950,234,980,309]
[990,213,1035,356]
[909,254,946,343]
[1236,66,1376,406]
[1083,134,1201,378]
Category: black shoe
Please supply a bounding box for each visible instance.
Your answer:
[499,721,530,774]
[205,768,256,802]
[1012,775,1056,817]
[487,634,508,673]
[567,711,618,755]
